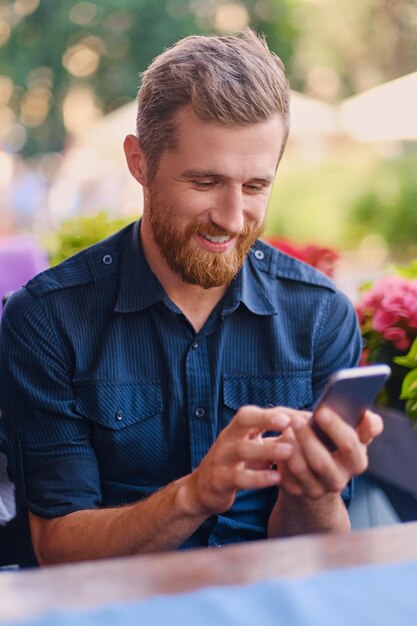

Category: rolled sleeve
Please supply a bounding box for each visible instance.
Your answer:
[28,457,101,518]
[0,288,102,518]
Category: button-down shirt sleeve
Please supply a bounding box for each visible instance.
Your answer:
[0,287,102,516]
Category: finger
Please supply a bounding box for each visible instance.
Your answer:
[290,414,351,492]
[227,405,292,439]
[357,410,384,446]
[314,409,368,475]
[235,438,293,464]
[232,467,281,490]
[278,466,304,496]
[285,451,327,498]
[277,421,328,497]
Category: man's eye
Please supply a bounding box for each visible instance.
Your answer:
[244,183,264,193]
[192,180,215,189]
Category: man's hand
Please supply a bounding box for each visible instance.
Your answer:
[182,406,294,516]
[276,407,384,499]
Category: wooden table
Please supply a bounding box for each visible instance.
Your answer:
[1,522,417,623]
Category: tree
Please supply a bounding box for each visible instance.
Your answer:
[290,0,417,100]
[0,0,204,156]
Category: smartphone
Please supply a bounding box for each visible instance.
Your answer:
[311,364,391,451]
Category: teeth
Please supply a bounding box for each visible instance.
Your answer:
[203,234,230,243]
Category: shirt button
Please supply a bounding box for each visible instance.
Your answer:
[192,341,199,349]
[103,254,113,265]
[254,249,265,260]
[195,407,205,418]
[266,403,274,409]
[115,409,123,421]
[214,541,223,548]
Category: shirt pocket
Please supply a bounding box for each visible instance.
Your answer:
[222,372,313,429]
[74,379,164,482]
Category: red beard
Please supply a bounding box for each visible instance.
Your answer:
[147,190,265,289]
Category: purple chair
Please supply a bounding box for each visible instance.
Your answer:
[0,234,48,311]
[0,235,48,566]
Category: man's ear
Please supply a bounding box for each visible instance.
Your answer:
[123,134,148,187]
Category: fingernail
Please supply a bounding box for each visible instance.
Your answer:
[271,413,291,428]
[266,470,280,483]
[276,442,293,456]
[316,408,333,425]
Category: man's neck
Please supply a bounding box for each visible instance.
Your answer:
[140,220,228,333]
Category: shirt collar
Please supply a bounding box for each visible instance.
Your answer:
[115,224,278,317]
[221,244,279,317]
[114,220,166,313]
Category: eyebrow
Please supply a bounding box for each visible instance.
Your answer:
[180,169,221,179]
[179,169,274,185]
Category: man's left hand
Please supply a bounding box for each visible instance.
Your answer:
[276,408,383,499]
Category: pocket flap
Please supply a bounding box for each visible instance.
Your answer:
[223,373,312,411]
[75,380,163,429]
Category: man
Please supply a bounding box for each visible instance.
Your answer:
[0,30,382,565]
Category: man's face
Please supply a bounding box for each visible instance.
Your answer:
[143,107,286,289]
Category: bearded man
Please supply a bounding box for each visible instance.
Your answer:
[0,30,382,566]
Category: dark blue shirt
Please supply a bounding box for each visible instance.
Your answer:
[0,221,361,548]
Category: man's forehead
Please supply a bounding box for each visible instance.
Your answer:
[173,105,284,136]
[171,108,284,156]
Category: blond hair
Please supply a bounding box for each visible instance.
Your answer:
[136,29,290,181]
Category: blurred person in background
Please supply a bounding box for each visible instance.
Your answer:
[0,30,382,566]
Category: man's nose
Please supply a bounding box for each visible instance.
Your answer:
[209,187,245,234]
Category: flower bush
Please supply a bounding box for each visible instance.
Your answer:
[356,263,417,421]
[45,212,133,266]
[265,237,339,278]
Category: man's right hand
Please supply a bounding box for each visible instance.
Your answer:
[182,405,293,516]
[29,406,293,564]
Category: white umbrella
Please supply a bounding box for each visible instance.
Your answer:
[289,91,338,137]
[72,90,339,145]
[339,71,417,143]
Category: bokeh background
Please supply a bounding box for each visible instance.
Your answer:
[0,0,417,294]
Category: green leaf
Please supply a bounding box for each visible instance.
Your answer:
[406,398,417,421]
[393,259,417,279]
[400,369,417,400]
[393,337,417,369]
[358,280,373,292]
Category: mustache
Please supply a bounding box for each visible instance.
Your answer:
[185,221,257,239]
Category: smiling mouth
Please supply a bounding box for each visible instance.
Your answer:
[201,234,231,243]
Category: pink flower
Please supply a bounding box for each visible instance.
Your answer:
[372,309,399,333]
[382,327,411,351]
[357,275,417,343]
[356,272,417,365]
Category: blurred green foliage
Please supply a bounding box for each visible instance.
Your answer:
[0,0,205,155]
[394,338,417,421]
[45,212,133,265]
[347,153,417,248]
[289,0,417,98]
[0,0,296,157]
[3,0,416,158]
[266,150,417,253]
[393,258,417,279]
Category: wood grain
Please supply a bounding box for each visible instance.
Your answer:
[1,522,417,622]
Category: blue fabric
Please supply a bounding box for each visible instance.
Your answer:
[0,220,361,548]
[3,559,417,626]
